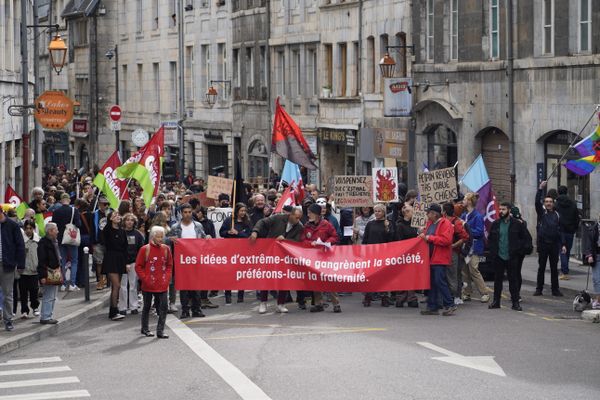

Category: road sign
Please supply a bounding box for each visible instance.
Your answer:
[109,105,122,121]
[34,91,74,129]
[161,120,179,145]
[111,121,121,131]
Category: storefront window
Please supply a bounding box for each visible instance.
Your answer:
[248,140,269,179]
[427,124,457,170]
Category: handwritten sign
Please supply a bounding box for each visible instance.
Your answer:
[333,176,373,207]
[206,176,234,200]
[417,167,458,204]
[411,201,428,229]
[207,207,232,238]
[372,168,399,203]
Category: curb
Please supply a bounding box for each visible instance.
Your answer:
[582,310,600,323]
[0,291,111,355]
[520,278,581,297]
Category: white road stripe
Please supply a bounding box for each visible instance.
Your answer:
[0,377,79,389]
[0,390,91,400]
[0,366,72,376]
[0,358,62,367]
[166,315,272,400]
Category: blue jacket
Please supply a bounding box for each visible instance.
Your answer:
[1,217,26,271]
[464,209,485,255]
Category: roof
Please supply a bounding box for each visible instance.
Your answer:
[61,0,100,19]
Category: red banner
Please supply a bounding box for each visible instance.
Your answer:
[174,238,430,292]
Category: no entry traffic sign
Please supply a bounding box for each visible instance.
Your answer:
[109,105,122,121]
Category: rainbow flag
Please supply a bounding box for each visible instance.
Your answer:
[565,125,600,176]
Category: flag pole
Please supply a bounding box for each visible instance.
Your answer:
[546,105,600,181]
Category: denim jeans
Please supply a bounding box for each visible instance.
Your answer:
[0,269,14,322]
[40,285,59,321]
[560,232,574,274]
[593,259,600,294]
[59,244,79,287]
[427,265,454,311]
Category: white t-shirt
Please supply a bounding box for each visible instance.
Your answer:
[181,222,197,239]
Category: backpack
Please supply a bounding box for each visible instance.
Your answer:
[521,225,534,255]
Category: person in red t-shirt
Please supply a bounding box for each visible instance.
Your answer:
[136,226,173,339]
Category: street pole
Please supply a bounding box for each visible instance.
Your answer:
[32,0,41,190]
[178,0,186,182]
[115,45,120,160]
[507,0,516,204]
[21,0,30,200]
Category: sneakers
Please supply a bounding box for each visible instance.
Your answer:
[40,319,58,325]
[33,309,40,317]
[333,305,342,313]
[192,311,205,318]
[480,294,490,303]
[201,300,219,309]
[442,306,457,316]
[462,295,472,302]
[276,304,289,313]
[21,312,29,319]
[454,297,464,305]
[258,302,267,314]
[559,273,570,280]
[310,304,324,313]
[167,303,178,314]
[180,310,191,319]
[298,302,307,310]
[488,301,501,309]
[511,303,523,311]
[407,300,419,308]
[592,301,600,310]
[59,285,67,292]
[111,313,125,321]
[68,285,80,291]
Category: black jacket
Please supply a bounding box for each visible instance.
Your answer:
[582,221,599,264]
[395,218,418,241]
[363,219,394,245]
[535,189,563,246]
[555,194,581,234]
[125,229,145,264]
[250,208,266,227]
[1,217,26,272]
[51,204,82,243]
[488,217,530,259]
[37,236,61,279]
[252,213,303,242]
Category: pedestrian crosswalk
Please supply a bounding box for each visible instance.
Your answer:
[0,357,90,399]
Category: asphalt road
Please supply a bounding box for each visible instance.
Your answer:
[1,281,599,400]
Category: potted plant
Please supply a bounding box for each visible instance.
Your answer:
[322,85,332,98]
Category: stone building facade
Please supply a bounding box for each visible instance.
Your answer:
[411,0,600,228]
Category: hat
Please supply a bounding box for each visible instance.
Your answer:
[60,193,71,201]
[98,196,109,204]
[308,203,322,215]
[425,203,442,214]
[510,206,521,219]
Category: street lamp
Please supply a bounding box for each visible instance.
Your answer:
[379,53,396,79]
[105,45,120,157]
[48,34,68,75]
[206,86,218,105]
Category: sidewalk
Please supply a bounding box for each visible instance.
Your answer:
[520,256,591,295]
[0,279,111,355]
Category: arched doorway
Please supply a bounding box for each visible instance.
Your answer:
[544,130,590,217]
[426,124,457,170]
[480,127,511,202]
[248,139,269,180]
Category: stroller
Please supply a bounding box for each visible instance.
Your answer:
[573,220,597,312]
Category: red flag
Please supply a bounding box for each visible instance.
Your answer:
[272,98,317,170]
[93,151,128,209]
[274,186,296,214]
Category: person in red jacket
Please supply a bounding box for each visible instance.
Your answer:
[136,226,173,339]
[442,202,470,305]
[419,203,457,316]
[300,203,340,313]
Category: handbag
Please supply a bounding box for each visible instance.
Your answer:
[61,207,81,246]
[45,267,63,286]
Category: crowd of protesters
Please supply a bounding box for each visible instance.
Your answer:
[0,165,598,337]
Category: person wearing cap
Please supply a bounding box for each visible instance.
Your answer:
[0,204,26,331]
[92,196,110,290]
[301,203,341,313]
[250,207,304,314]
[419,203,457,316]
[51,193,82,292]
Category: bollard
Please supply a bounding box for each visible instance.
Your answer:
[83,247,90,302]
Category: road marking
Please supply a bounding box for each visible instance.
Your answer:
[417,342,506,377]
[0,366,71,376]
[0,390,91,400]
[204,328,386,341]
[0,377,80,389]
[0,358,62,367]
[186,320,378,330]
[166,315,272,400]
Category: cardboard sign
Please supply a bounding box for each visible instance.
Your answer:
[372,168,399,203]
[333,176,373,207]
[417,167,458,204]
[181,192,216,208]
[411,201,429,229]
[206,176,234,200]
[207,207,232,238]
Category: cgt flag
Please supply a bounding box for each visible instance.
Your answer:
[4,184,28,219]
[272,97,317,170]
[93,151,127,210]
[116,126,165,208]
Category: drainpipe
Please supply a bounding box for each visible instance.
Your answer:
[507,0,515,203]
[358,0,363,175]
[21,0,30,200]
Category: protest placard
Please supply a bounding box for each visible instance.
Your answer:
[333,176,373,207]
[411,201,429,229]
[207,207,232,238]
[417,167,458,204]
[206,176,234,200]
[372,167,399,203]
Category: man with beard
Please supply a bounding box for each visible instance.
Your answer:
[488,202,530,311]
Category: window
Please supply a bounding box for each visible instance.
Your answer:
[291,50,301,97]
[339,43,347,97]
[246,47,254,90]
[394,33,408,77]
[259,46,267,91]
[218,43,227,99]
[74,77,89,113]
[307,48,318,96]
[366,36,375,93]
[427,125,457,170]
[233,48,240,88]
[450,0,458,60]
[152,0,159,30]
[277,50,286,95]
[353,41,360,96]
[543,0,554,55]
[137,64,144,112]
[185,46,194,101]
[121,65,128,108]
[379,35,388,92]
[153,63,160,113]
[324,44,333,90]
[170,61,177,113]
[579,0,591,53]
[136,0,143,34]
[489,0,499,59]
[73,20,88,46]
[201,45,210,94]
[426,0,434,61]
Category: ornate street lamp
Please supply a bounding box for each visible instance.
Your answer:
[206,86,218,105]
[48,34,68,75]
[379,53,396,79]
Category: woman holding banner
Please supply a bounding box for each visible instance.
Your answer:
[220,203,252,304]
